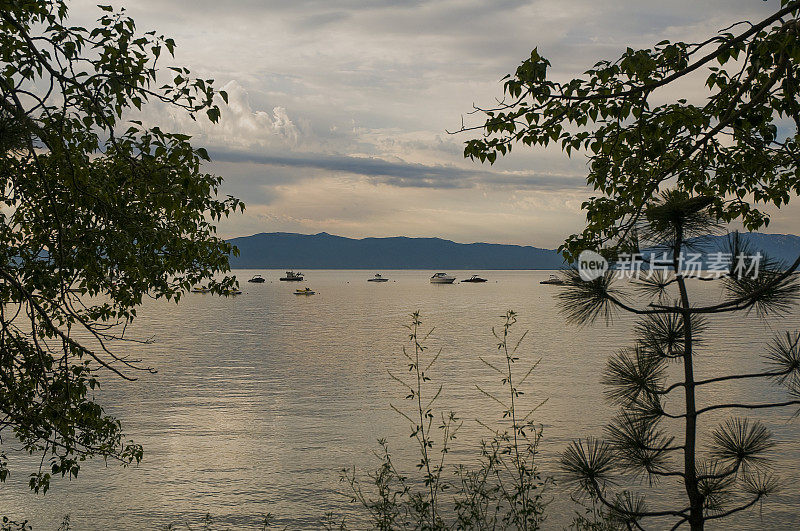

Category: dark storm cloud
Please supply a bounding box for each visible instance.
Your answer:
[210,149,587,191]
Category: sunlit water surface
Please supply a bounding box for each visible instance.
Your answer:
[1,270,799,529]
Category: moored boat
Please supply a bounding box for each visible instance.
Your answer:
[368,273,389,282]
[247,275,266,283]
[539,274,565,285]
[461,274,487,283]
[294,287,315,295]
[430,272,456,284]
[280,271,304,281]
[191,286,210,293]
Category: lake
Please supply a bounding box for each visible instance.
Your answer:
[1,270,799,529]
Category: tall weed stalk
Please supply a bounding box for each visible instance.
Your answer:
[338,310,551,530]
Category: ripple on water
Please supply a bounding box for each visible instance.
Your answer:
[1,270,798,529]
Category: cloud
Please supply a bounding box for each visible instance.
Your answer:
[209,148,587,191]
[153,80,303,151]
[146,79,588,193]
[218,173,590,246]
[70,0,798,246]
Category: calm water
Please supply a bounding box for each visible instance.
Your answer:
[1,270,799,529]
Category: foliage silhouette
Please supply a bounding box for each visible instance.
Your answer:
[0,0,241,495]
[460,1,800,263]
[556,192,800,530]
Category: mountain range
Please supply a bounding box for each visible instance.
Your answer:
[227,232,800,270]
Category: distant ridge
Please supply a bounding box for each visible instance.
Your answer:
[227,232,564,269]
[226,232,800,270]
[694,233,800,265]
[684,233,800,267]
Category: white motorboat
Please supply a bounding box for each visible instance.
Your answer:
[430,272,456,284]
[368,273,389,282]
[540,274,565,285]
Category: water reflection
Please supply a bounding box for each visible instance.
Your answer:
[1,270,798,529]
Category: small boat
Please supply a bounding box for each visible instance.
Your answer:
[224,289,242,296]
[294,287,315,295]
[367,273,389,282]
[539,274,565,285]
[191,286,210,293]
[430,272,456,284]
[280,271,304,281]
[461,275,487,283]
[247,275,266,283]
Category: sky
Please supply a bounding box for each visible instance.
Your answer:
[73,0,800,248]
